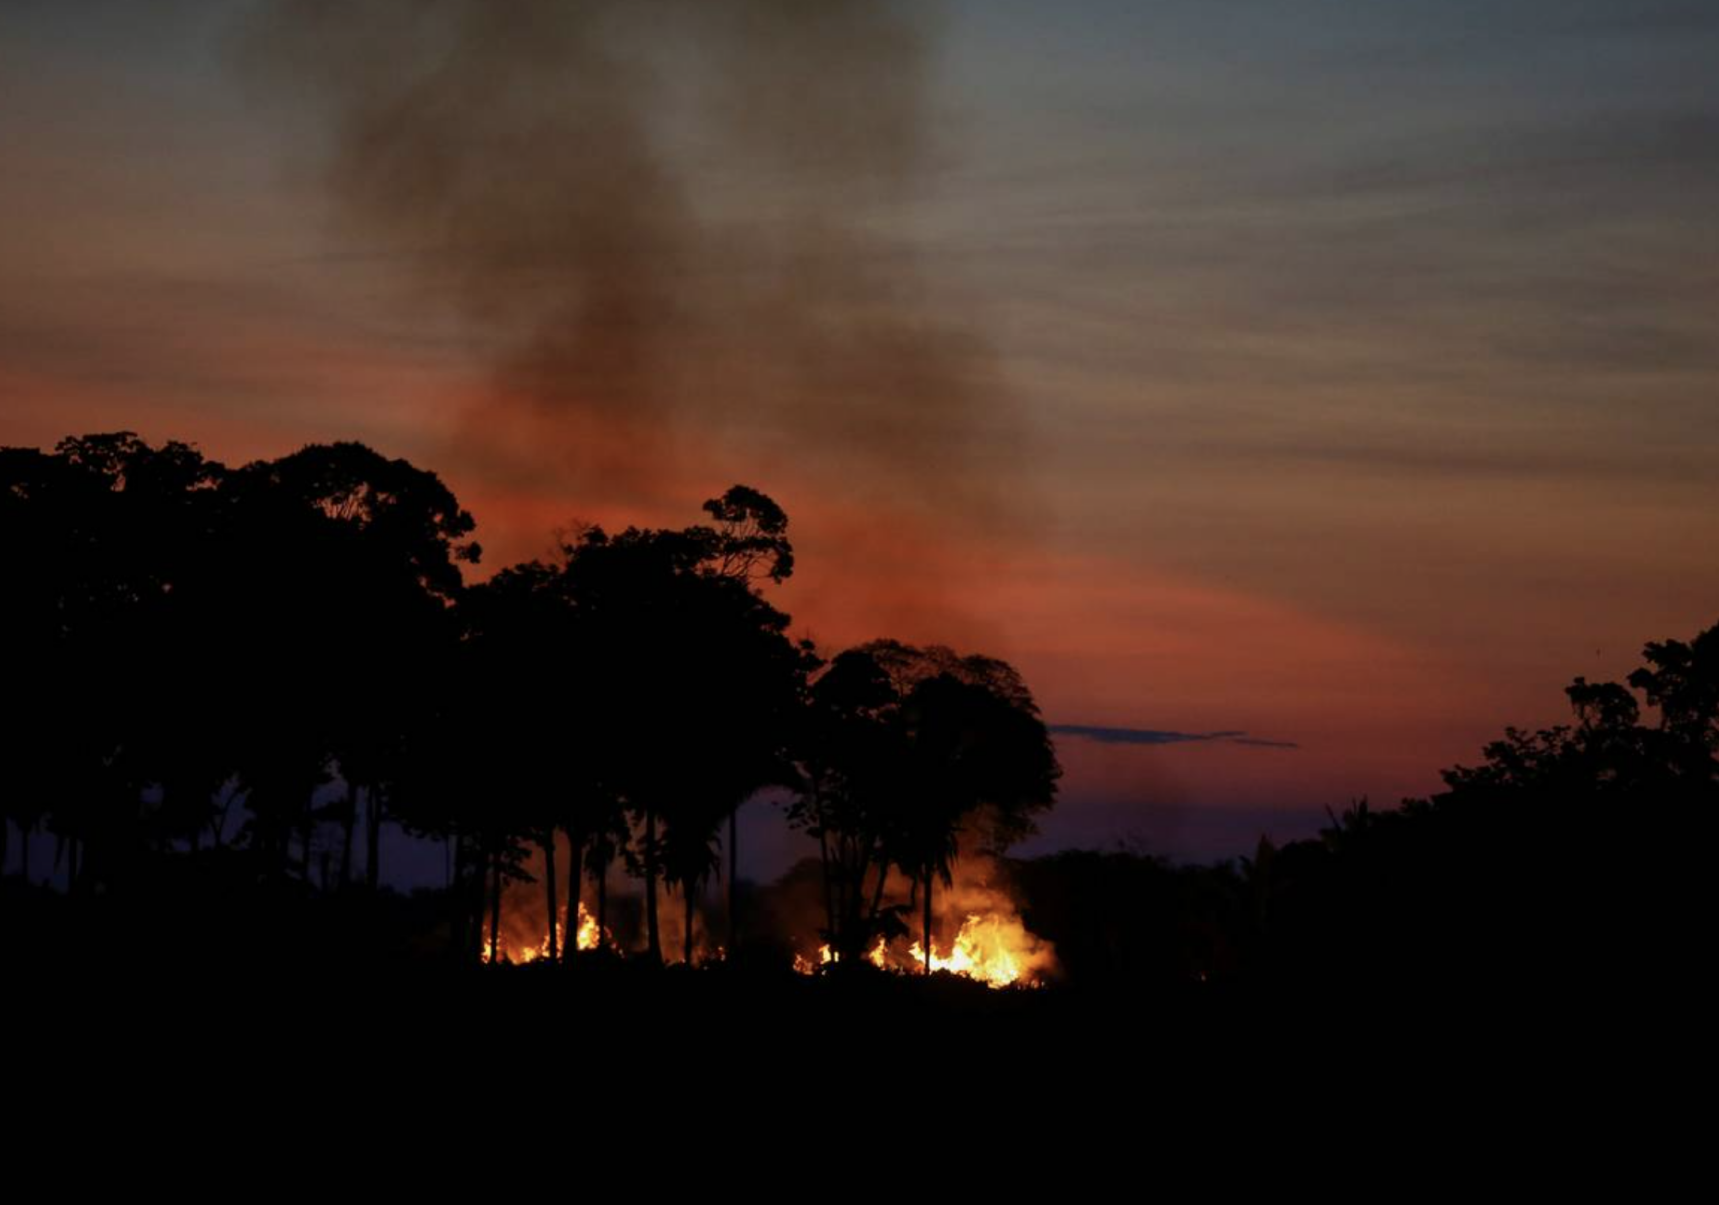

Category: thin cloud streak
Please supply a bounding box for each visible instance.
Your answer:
[1050,724,1299,751]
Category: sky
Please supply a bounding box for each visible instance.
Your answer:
[4,0,1718,872]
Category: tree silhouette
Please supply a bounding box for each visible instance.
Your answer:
[894,669,1060,972]
[248,442,478,889]
[556,493,805,963]
[787,646,902,961]
[790,642,1060,970]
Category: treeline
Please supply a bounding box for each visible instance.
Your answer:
[0,432,1059,969]
[1006,622,1719,991]
[4,432,1713,991]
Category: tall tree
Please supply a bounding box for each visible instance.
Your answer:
[894,670,1060,972]
[234,442,479,888]
[789,642,1061,969]
[558,487,805,962]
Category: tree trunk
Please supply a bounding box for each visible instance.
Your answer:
[683,883,695,966]
[644,809,661,962]
[299,787,315,884]
[470,838,487,962]
[22,820,31,885]
[341,796,356,888]
[488,847,502,964]
[817,828,836,952]
[363,785,382,891]
[727,805,739,955]
[923,869,934,975]
[451,832,467,960]
[596,847,608,935]
[868,857,889,928]
[543,832,558,963]
[563,830,584,963]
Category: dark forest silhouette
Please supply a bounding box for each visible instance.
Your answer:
[3,432,1715,1001]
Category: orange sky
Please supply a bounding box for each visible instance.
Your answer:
[5,1,1719,860]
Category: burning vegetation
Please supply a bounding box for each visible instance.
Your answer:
[480,899,611,965]
[793,912,1056,988]
[481,834,1056,987]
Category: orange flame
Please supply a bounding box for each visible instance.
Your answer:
[481,900,613,964]
[794,914,1054,988]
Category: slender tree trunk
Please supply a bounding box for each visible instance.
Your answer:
[644,809,661,962]
[727,805,739,955]
[451,832,467,960]
[543,831,558,963]
[923,869,934,975]
[683,883,695,966]
[489,847,502,963]
[563,830,584,963]
[364,785,382,892]
[868,857,889,928]
[817,829,836,951]
[340,796,355,888]
[22,821,31,886]
[596,848,608,935]
[299,790,316,886]
[470,838,487,962]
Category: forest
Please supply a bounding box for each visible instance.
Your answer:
[3,432,1713,1008]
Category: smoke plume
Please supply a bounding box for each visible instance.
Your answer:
[245,0,1016,520]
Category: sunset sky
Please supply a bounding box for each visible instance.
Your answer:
[5,0,1718,870]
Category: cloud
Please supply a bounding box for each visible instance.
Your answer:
[1050,724,1298,750]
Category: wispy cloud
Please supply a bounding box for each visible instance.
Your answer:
[1050,724,1299,751]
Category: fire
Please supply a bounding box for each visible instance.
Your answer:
[794,915,1054,988]
[575,903,600,953]
[481,900,612,964]
[907,914,1045,988]
[792,939,889,975]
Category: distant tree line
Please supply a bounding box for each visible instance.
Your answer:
[0,432,1060,969]
[1004,622,1719,991]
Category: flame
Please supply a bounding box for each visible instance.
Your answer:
[794,915,1053,988]
[481,900,613,964]
[575,903,600,954]
[907,914,1042,988]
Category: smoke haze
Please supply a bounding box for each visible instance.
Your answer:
[245,0,1017,521]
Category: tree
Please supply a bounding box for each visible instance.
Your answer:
[893,668,1060,972]
[232,442,479,887]
[556,487,806,962]
[787,646,901,961]
[4,434,231,891]
[1257,620,1719,986]
[789,641,1061,971]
